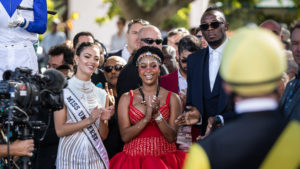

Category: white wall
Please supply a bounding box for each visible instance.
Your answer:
[190,0,210,28]
[68,0,117,51]
[68,0,209,50]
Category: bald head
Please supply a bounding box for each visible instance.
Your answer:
[105,56,126,66]
[137,25,162,50]
[104,56,126,87]
[260,19,281,37]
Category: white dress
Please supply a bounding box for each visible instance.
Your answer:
[56,76,107,169]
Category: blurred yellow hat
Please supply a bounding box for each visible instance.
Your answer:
[220,27,287,96]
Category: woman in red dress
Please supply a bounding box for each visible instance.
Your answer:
[110,46,186,169]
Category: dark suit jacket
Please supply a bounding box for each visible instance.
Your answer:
[108,49,122,58]
[199,110,287,169]
[279,79,300,121]
[186,48,230,133]
[159,70,179,94]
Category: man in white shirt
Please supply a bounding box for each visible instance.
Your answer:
[40,19,66,58]
[110,17,127,51]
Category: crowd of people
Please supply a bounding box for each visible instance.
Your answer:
[1,1,300,169]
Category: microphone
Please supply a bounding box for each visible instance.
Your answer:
[2,70,13,81]
[42,69,67,92]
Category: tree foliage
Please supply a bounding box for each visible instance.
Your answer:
[211,0,300,29]
[95,0,193,29]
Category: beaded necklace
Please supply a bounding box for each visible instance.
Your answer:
[138,85,160,105]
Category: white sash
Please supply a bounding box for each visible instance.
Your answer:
[63,88,109,169]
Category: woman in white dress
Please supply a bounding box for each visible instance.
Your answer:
[54,42,114,169]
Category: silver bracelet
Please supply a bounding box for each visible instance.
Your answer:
[155,113,163,121]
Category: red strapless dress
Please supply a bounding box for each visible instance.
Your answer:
[110,90,186,169]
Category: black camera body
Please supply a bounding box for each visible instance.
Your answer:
[0,68,65,116]
[0,67,66,169]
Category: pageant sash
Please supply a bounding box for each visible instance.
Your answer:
[63,88,109,169]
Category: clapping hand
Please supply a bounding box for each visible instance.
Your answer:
[145,95,160,121]
[89,107,102,124]
[100,106,114,121]
[8,10,25,28]
[149,95,160,119]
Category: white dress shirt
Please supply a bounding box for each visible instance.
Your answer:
[121,45,131,62]
[110,31,127,51]
[208,39,228,91]
[178,70,187,93]
[235,98,278,114]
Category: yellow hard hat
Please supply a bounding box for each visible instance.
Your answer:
[220,27,287,96]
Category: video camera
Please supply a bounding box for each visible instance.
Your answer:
[0,67,67,169]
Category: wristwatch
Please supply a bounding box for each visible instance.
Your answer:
[155,113,163,121]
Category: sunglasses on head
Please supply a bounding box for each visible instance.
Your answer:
[141,38,163,45]
[199,21,223,31]
[104,65,123,73]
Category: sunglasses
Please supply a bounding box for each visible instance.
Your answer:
[104,65,123,73]
[199,21,223,31]
[141,38,163,45]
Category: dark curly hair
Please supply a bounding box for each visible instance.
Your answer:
[73,31,94,49]
[178,35,201,55]
[48,44,74,65]
[75,42,99,56]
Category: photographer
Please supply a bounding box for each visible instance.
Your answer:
[0,139,34,157]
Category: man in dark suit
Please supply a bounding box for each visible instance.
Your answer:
[108,19,149,62]
[176,6,230,137]
[280,21,300,121]
[184,27,300,169]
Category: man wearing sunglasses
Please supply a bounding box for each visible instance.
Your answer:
[108,19,149,62]
[177,6,232,139]
[103,56,126,98]
[102,56,126,159]
[137,25,163,50]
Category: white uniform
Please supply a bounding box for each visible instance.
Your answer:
[0,0,47,80]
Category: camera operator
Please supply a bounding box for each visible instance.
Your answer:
[0,139,34,157]
[34,44,73,169]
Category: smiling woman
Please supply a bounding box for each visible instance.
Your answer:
[54,42,115,169]
[109,46,186,169]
